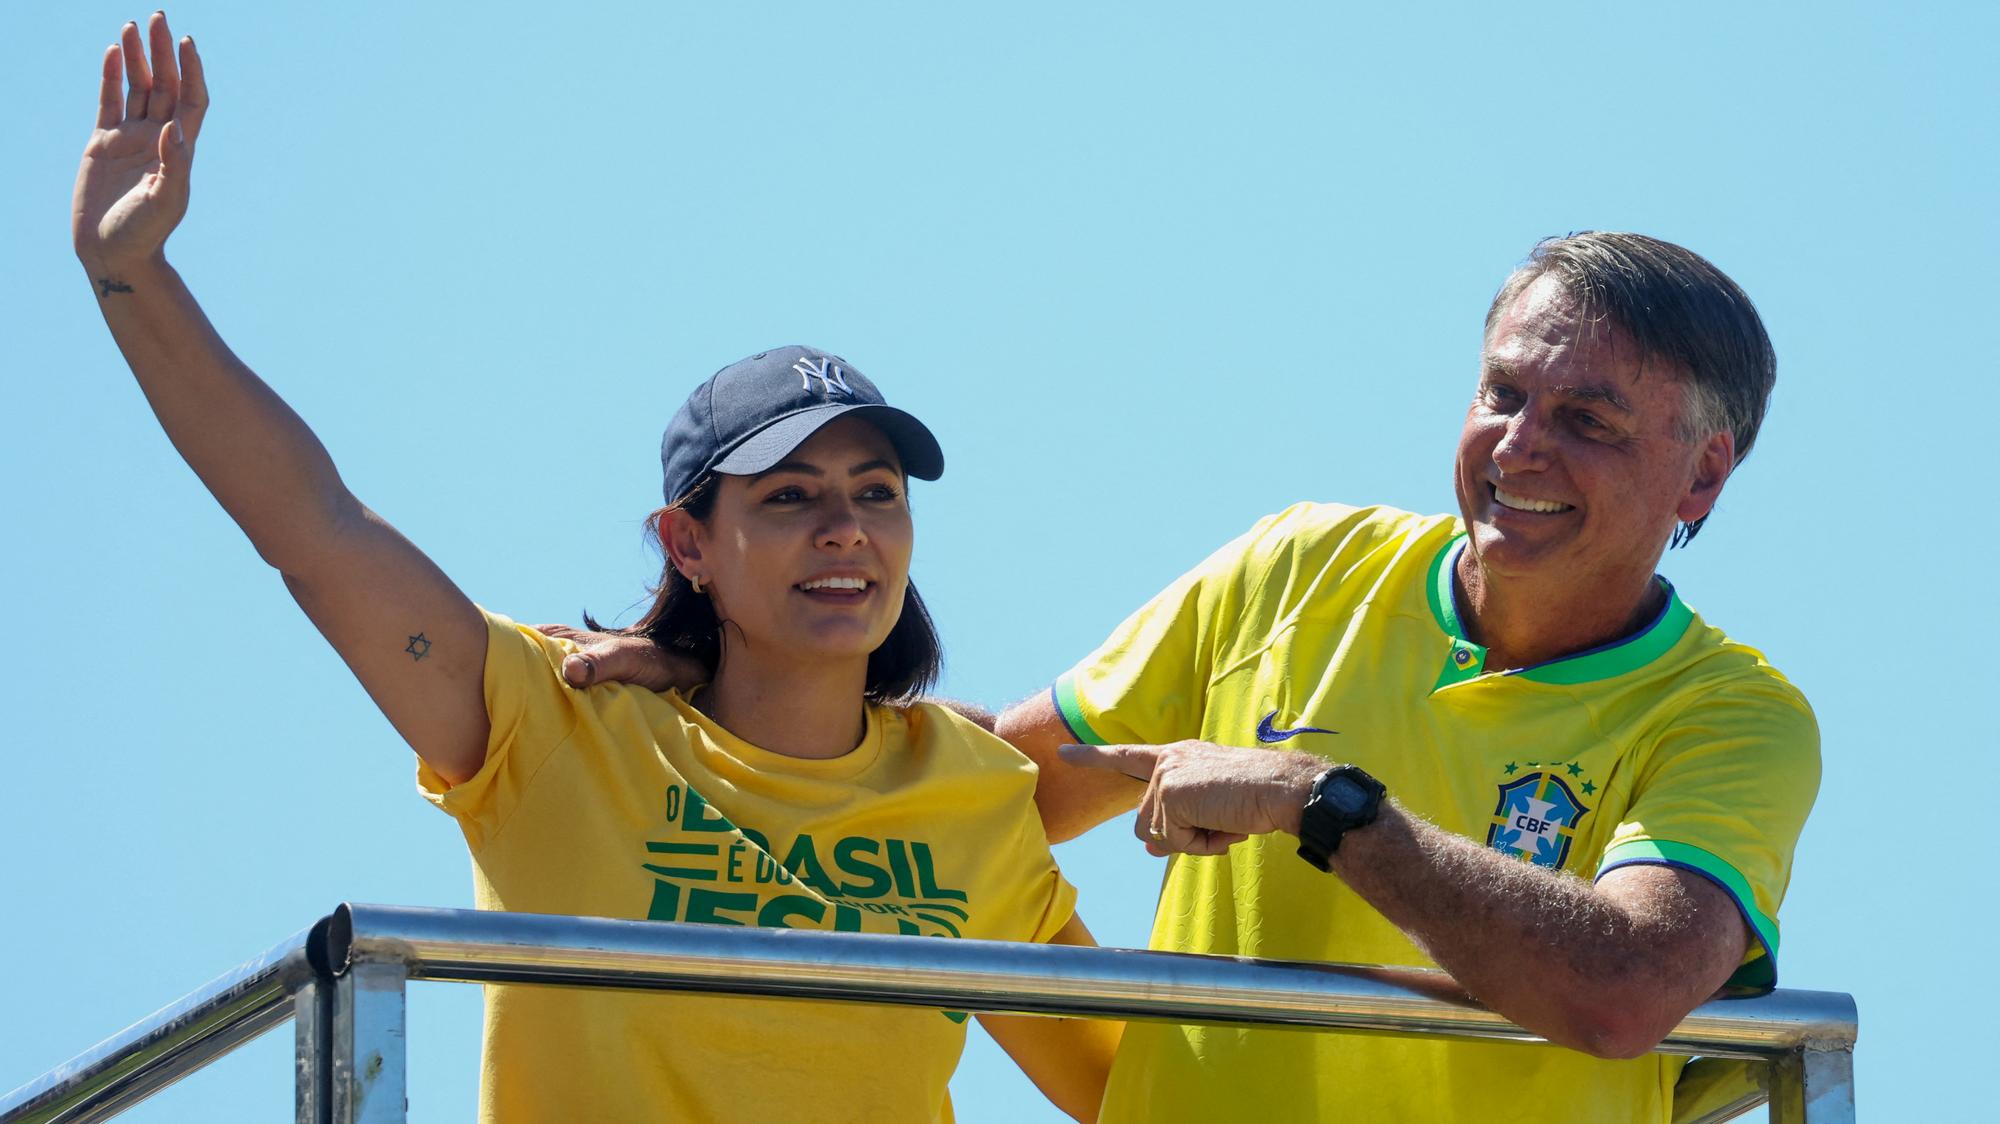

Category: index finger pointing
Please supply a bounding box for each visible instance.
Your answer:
[1057,742,1162,780]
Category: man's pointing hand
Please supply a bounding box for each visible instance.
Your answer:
[1058,740,1330,858]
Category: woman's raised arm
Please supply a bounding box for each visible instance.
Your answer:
[74,13,490,783]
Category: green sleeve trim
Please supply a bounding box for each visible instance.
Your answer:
[1051,674,1108,746]
[1597,839,1780,993]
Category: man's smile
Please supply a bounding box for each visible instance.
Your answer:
[1491,483,1575,515]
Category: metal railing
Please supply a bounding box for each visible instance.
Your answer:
[1,903,1857,1123]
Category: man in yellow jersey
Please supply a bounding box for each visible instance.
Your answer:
[1001,231,1819,1123]
[566,232,1818,1122]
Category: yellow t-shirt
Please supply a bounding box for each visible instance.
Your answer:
[1054,504,1820,1124]
[419,610,1078,1124]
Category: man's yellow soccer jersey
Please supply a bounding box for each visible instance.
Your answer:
[1054,504,1819,1124]
[421,610,1077,1124]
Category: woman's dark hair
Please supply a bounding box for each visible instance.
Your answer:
[584,472,943,704]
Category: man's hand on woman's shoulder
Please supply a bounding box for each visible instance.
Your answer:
[531,624,704,694]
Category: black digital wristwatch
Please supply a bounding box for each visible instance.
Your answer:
[1295,764,1386,872]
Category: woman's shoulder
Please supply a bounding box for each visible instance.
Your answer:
[882,700,1040,774]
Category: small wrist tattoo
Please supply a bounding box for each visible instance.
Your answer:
[96,277,134,297]
[404,633,433,662]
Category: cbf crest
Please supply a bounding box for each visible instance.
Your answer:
[1486,763,1594,869]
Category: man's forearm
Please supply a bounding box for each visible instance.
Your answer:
[1061,737,1750,1053]
[1330,802,1739,1057]
[931,697,997,732]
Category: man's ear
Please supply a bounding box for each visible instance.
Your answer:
[661,509,706,583]
[1677,430,1736,525]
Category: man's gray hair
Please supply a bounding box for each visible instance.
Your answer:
[1485,232,1776,547]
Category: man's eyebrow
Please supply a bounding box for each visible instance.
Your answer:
[1553,383,1633,413]
[1478,360,1633,413]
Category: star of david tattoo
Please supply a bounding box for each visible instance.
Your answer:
[97,277,133,297]
[404,633,432,661]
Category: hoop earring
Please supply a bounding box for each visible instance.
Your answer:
[689,574,706,594]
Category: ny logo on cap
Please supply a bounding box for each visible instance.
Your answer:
[793,356,853,398]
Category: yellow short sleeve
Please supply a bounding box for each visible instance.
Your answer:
[416,608,584,851]
[1051,512,1300,746]
[1595,678,1821,991]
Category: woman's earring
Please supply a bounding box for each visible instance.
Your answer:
[689,574,706,594]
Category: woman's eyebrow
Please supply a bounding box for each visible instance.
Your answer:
[750,460,822,481]
[750,457,900,482]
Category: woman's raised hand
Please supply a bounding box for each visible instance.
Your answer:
[72,12,208,274]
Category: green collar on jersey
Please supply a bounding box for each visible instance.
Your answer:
[1426,535,1693,688]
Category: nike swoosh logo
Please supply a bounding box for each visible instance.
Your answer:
[1256,710,1338,743]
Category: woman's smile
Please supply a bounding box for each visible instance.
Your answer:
[796,573,877,602]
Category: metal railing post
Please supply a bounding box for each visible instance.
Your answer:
[1769,1043,1857,1124]
[292,976,332,1124]
[328,962,407,1124]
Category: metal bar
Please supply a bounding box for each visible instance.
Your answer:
[2,904,1859,1124]
[0,927,320,1124]
[329,903,1859,1060]
[1770,1044,1857,1124]
[329,962,406,1124]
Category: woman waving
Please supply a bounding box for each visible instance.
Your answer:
[73,14,1115,1122]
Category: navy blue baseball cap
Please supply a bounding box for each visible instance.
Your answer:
[660,346,945,504]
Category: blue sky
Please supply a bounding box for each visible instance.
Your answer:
[3,1,1991,1119]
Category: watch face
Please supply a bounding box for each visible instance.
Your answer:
[1326,776,1372,816]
